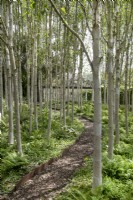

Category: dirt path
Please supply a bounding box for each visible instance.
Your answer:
[4,118,93,200]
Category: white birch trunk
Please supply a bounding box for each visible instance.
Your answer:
[92,0,102,188]
[132,88,133,113]
[8,1,22,154]
[18,50,23,106]
[66,71,70,115]
[106,2,115,159]
[47,7,52,139]
[72,67,75,124]
[4,59,8,107]
[0,46,2,117]
[6,47,14,144]
[26,53,31,106]
[78,46,83,109]
[62,26,66,126]
[114,50,120,144]
[38,69,43,114]
[33,36,38,130]
[125,45,129,136]
[29,49,34,133]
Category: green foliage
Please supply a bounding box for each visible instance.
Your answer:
[61,7,67,15]
[102,115,108,125]
[56,104,133,200]
[0,152,28,177]
[82,90,92,101]
[0,152,29,192]
[0,106,84,193]
[103,154,133,181]
[1,101,133,199]
[52,117,84,140]
[114,141,133,159]
[101,177,133,200]
[52,125,76,140]
[120,134,133,144]
[0,115,8,133]
[74,102,94,120]
[56,156,133,200]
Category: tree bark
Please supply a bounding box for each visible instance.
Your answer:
[6,47,14,145]
[8,1,22,154]
[106,1,115,159]
[0,45,3,117]
[124,45,129,136]
[92,0,102,188]
[47,6,52,139]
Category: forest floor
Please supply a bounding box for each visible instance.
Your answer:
[1,118,93,200]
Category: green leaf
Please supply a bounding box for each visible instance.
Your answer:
[61,7,67,14]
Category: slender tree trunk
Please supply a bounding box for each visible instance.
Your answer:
[0,0,3,121]
[92,0,102,188]
[8,1,22,154]
[78,46,83,109]
[26,53,31,106]
[18,50,23,107]
[125,45,129,136]
[106,2,114,159]
[92,84,94,103]
[38,68,43,114]
[0,46,2,117]
[71,66,75,124]
[107,55,114,159]
[93,70,102,188]
[26,0,31,106]
[62,25,66,126]
[6,47,14,144]
[71,1,78,124]
[4,60,8,106]
[132,87,133,113]
[114,50,120,144]
[66,70,70,115]
[103,64,107,104]
[33,36,38,130]
[47,7,52,139]
[29,49,34,133]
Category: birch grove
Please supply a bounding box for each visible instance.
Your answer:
[0,0,133,190]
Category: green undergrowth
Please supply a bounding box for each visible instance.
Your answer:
[74,102,94,120]
[0,105,84,193]
[55,103,133,200]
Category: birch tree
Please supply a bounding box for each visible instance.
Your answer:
[49,0,102,188]
[0,0,3,117]
[47,5,53,139]
[106,1,115,159]
[114,1,132,143]
[0,38,3,118]
[8,1,22,154]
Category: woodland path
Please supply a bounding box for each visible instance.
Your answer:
[4,118,93,200]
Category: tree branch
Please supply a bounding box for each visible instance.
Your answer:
[0,16,8,37]
[49,0,93,70]
[0,35,9,47]
[101,28,107,44]
[77,0,93,37]
[87,0,93,10]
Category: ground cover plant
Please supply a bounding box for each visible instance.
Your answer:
[55,103,133,200]
[0,105,84,194]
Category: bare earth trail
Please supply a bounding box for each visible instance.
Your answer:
[7,118,93,200]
